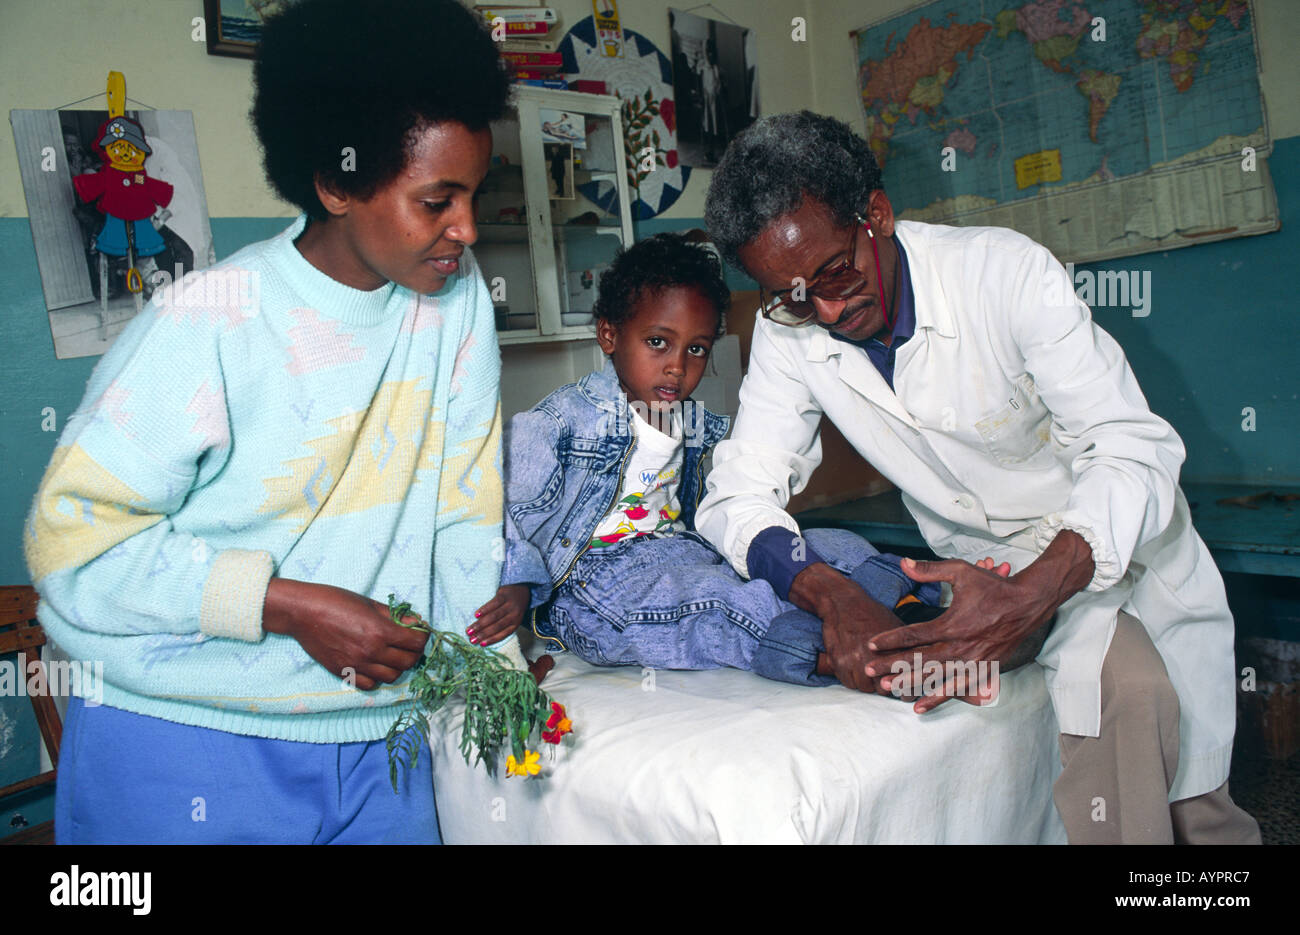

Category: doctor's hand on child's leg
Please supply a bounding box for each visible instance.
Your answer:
[814,556,1010,694]
[262,578,431,691]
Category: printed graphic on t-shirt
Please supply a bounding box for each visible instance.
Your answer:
[589,463,684,547]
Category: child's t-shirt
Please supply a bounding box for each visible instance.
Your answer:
[588,407,686,548]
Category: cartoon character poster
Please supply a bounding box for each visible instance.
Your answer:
[11,108,215,359]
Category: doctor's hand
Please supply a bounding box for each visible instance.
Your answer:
[789,562,900,694]
[864,556,1057,713]
[867,532,1094,712]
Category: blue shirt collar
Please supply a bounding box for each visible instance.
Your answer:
[827,234,915,350]
[890,234,916,345]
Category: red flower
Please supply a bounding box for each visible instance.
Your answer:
[542,702,573,745]
[660,98,676,133]
[624,505,649,520]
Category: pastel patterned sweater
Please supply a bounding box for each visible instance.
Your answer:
[24,215,509,743]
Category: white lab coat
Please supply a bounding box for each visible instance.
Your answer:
[696,220,1235,802]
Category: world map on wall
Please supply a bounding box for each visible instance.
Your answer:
[853,0,1268,248]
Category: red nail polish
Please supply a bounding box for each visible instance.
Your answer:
[475,611,481,618]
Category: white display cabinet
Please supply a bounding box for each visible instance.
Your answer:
[476,87,635,346]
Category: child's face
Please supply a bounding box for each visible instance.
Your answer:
[596,285,718,413]
[333,121,492,294]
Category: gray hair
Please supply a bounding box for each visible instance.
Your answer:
[704,111,883,273]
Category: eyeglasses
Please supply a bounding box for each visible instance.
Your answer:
[757,212,892,330]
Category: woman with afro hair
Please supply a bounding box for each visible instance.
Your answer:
[26,0,514,843]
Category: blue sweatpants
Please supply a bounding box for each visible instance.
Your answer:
[55,696,441,844]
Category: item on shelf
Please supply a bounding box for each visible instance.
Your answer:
[501,51,563,71]
[566,263,609,315]
[482,19,551,36]
[539,109,587,149]
[544,142,575,199]
[517,77,569,90]
[475,5,558,24]
[514,69,560,81]
[499,37,562,54]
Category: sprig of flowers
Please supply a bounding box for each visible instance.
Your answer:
[384,595,572,790]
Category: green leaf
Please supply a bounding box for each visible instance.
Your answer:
[384,598,566,789]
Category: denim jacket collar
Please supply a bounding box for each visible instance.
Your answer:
[578,357,730,450]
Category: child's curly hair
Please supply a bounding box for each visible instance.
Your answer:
[593,233,730,336]
[251,0,512,220]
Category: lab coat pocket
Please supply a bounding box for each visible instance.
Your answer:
[974,374,1052,465]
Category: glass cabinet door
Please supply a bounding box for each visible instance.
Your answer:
[477,88,633,346]
[476,110,540,340]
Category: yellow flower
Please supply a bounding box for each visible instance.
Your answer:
[506,750,542,778]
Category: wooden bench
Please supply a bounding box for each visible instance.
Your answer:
[0,586,61,845]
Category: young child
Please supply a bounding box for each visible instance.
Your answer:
[23,0,514,843]
[471,233,948,688]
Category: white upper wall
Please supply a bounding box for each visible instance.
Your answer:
[1,0,1292,219]
[0,0,811,219]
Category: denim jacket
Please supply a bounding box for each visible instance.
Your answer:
[501,359,731,609]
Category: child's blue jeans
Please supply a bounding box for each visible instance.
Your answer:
[537,527,940,686]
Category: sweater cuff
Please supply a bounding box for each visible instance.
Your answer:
[745,525,826,600]
[493,634,528,671]
[199,549,275,641]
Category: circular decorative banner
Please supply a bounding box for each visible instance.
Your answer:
[559,17,690,219]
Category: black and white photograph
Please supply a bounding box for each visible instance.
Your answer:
[11,109,215,359]
[543,140,575,200]
[668,7,759,168]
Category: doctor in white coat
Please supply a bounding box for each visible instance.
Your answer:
[697,112,1259,844]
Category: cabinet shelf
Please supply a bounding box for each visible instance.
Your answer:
[473,87,634,345]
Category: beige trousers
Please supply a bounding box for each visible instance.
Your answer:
[1051,611,1262,844]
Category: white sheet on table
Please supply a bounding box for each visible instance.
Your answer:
[428,653,1067,844]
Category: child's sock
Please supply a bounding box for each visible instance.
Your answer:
[893,593,946,625]
[846,554,944,615]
